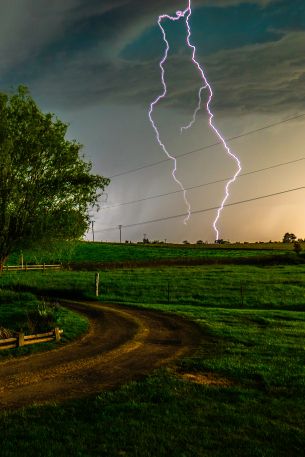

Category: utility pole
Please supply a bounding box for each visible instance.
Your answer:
[118,225,122,243]
[92,220,95,242]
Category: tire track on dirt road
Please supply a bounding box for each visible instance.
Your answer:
[0,301,202,409]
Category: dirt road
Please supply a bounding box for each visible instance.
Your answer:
[0,301,202,409]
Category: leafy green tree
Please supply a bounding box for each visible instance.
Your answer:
[282,232,297,243]
[293,241,302,256]
[0,86,109,267]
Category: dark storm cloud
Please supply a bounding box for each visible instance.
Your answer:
[0,0,302,114]
[0,0,278,73]
[35,31,305,115]
[183,31,305,114]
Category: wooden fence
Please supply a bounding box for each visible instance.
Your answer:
[2,264,61,272]
[0,328,63,351]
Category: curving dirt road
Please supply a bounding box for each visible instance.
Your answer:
[0,301,202,409]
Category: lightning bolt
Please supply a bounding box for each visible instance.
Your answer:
[180,85,205,133]
[184,2,242,240]
[148,11,191,225]
[150,1,242,240]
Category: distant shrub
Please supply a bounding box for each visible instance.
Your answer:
[293,241,302,256]
[26,300,60,334]
[0,327,15,338]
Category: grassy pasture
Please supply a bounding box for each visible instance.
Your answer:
[0,301,304,456]
[0,243,305,456]
[6,240,301,267]
[2,264,305,310]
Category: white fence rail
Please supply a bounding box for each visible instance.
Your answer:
[2,264,61,272]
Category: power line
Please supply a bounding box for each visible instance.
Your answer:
[103,155,305,209]
[97,185,305,232]
[108,112,305,179]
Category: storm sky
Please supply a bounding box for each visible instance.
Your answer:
[1,0,305,242]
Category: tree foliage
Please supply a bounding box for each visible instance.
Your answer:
[282,232,297,243]
[0,86,110,265]
[293,241,302,256]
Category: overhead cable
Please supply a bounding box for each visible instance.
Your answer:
[97,185,305,232]
[103,155,305,209]
[108,112,305,179]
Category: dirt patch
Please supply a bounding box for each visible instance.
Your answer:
[179,372,233,387]
[0,301,202,410]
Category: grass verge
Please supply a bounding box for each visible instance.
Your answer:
[0,289,88,359]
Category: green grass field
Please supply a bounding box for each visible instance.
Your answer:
[6,240,301,267]
[2,263,305,310]
[0,243,305,456]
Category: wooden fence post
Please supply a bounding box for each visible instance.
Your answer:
[167,281,170,304]
[54,327,61,342]
[18,332,24,347]
[95,272,100,297]
[240,282,244,307]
